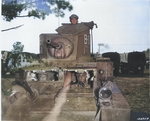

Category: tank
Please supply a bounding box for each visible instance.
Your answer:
[120,52,146,74]
[2,15,130,121]
[102,52,120,76]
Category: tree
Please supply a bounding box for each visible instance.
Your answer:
[1,51,12,75]
[142,48,150,53]
[1,42,41,75]
[10,41,24,68]
[2,0,73,21]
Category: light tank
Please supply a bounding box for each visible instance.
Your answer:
[2,14,130,121]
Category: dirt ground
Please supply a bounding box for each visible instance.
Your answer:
[113,68,150,114]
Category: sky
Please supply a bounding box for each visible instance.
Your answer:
[1,0,150,54]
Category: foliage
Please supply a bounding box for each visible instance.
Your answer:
[10,41,24,68]
[142,48,150,54]
[1,51,12,75]
[1,42,24,75]
[1,44,42,75]
[12,41,24,54]
[2,0,73,21]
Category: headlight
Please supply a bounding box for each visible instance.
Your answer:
[99,69,104,75]
[99,87,112,100]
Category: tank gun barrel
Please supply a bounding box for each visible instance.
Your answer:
[46,39,62,50]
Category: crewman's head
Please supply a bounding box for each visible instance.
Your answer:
[69,14,79,24]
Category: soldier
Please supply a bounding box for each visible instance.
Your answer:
[69,14,79,24]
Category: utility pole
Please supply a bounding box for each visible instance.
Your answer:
[98,43,104,56]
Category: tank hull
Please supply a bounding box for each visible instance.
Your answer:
[2,21,130,121]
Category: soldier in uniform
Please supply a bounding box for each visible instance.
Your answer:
[69,14,79,24]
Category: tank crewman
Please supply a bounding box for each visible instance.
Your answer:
[69,14,79,24]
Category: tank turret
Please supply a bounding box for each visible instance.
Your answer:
[40,21,96,62]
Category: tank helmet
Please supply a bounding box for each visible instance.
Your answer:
[69,14,79,20]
